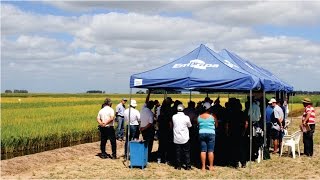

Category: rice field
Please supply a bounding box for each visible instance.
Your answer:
[1,93,317,159]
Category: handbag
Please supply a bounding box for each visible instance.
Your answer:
[271,123,280,131]
[300,124,311,133]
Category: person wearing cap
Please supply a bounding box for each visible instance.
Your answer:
[97,98,117,159]
[265,99,274,150]
[301,98,316,156]
[115,98,127,141]
[172,104,192,170]
[140,90,155,160]
[269,98,284,153]
[197,102,218,171]
[124,99,140,159]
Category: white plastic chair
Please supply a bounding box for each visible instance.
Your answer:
[284,119,291,128]
[280,130,302,159]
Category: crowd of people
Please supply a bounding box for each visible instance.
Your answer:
[96,92,316,170]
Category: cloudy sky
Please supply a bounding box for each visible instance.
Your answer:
[1,1,320,93]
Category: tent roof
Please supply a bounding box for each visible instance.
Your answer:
[219,49,293,92]
[130,44,262,91]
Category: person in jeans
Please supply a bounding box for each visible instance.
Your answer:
[172,104,192,170]
[116,98,127,141]
[97,98,116,159]
[301,98,316,157]
[197,102,218,171]
[124,99,140,159]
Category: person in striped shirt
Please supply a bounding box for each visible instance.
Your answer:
[301,98,316,157]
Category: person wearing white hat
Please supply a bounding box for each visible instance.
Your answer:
[269,98,284,153]
[172,104,192,170]
[124,99,140,159]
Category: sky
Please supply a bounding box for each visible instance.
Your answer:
[1,1,320,93]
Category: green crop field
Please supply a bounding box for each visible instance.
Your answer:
[1,93,318,159]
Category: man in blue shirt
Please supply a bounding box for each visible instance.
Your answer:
[265,100,274,150]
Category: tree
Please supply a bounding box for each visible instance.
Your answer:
[136,90,145,94]
[5,90,12,93]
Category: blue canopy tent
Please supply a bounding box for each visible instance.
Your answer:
[127,44,293,171]
[219,49,284,91]
[244,60,293,92]
[130,44,261,91]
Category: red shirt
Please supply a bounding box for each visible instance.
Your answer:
[302,105,316,124]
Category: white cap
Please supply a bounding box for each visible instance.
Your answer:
[130,100,137,107]
[177,104,184,111]
[268,98,276,104]
[203,102,211,110]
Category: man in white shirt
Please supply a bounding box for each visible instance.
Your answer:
[172,104,192,170]
[97,98,116,159]
[140,91,155,160]
[124,99,140,159]
[270,98,284,153]
[116,98,127,141]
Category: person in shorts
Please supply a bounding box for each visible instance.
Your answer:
[197,102,218,171]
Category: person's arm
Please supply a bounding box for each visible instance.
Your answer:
[303,113,311,125]
[96,116,105,126]
[140,123,152,132]
[145,90,151,104]
[187,117,192,128]
[212,114,218,128]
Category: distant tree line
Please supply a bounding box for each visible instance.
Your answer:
[146,89,181,94]
[5,90,28,93]
[86,90,105,94]
[294,91,320,95]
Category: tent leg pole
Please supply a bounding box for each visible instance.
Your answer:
[249,90,252,174]
[127,88,133,166]
[189,90,192,102]
[263,91,266,150]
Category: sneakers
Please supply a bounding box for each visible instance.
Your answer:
[111,155,117,159]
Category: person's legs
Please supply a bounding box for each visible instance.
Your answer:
[142,128,155,160]
[309,124,315,156]
[99,127,108,157]
[107,127,117,158]
[183,141,191,169]
[175,143,182,169]
[116,117,124,140]
[200,152,206,171]
[208,152,214,171]
[199,133,207,171]
[304,124,315,156]
[266,123,272,150]
[207,134,215,171]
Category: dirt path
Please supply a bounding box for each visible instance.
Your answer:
[1,107,320,179]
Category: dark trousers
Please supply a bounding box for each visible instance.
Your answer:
[158,130,169,162]
[175,142,191,168]
[303,124,315,156]
[99,126,116,156]
[124,125,140,156]
[266,123,272,150]
[142,127,155,160]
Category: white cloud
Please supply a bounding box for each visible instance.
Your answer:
[1,2,320,92]
[46,1,320,26]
